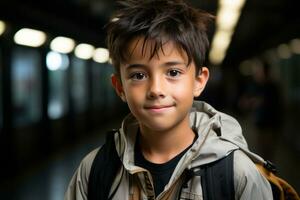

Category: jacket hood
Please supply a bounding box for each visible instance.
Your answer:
[115,101,265,175]
[187,101,248,167]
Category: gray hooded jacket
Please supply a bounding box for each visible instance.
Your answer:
[64,101,273,200]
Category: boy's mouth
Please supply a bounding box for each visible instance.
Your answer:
[144,104,175,113]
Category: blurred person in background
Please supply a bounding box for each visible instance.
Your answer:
[239,59,284,161]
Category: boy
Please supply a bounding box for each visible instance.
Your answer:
[65,0,273,199]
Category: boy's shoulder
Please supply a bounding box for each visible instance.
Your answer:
[82,148,100,164]
[233,150,263,180]
[77,147,101,179]
[64,147,100,200]
[233,150,273,198]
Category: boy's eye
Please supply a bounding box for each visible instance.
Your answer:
[167,69,181,77]
[130,72,147,80]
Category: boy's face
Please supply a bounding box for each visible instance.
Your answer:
[112,38,209,132]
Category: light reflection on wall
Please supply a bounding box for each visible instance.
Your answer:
[71,56,88,113]
[11,47,42,126]
[46,51,70,120]
[46,51,69,71]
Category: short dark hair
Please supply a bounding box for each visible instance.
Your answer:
[106,0,213,76]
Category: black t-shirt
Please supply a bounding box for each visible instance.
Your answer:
[134,133,196,197]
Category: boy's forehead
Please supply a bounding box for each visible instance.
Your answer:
[125,37,188,62]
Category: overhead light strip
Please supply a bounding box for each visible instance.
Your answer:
[14,28,47,47]
[50,36,76,54]
[74,43,95,60]
[209,0,246,65]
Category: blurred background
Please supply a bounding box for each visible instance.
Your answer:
[0,0,299,199]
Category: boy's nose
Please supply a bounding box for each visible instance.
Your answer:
[147,77,165,99]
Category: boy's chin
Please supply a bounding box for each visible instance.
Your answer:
[140,120,182,133]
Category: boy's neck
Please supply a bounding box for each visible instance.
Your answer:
[138,118,195,164]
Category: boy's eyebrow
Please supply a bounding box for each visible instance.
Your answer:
[125,61,187,70]
[163,61,187,67]
[125,63,146,70]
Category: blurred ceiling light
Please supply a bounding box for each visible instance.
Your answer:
[277,43,291,59]
[0,20,6,36]
[74,43,95,60]
[212,30,233,50]
[209,0,246,65]
[93,48,109,63]
[290,39,300,54]
[220,0,246,10]
[217,9,241,30]
[209,30,233,65]
[209,48,226,66]
[50,36,75,54]
[14,28,46,47]
[46,51,69,71]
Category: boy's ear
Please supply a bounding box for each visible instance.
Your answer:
[194,67,209,97]
[111,74,126,102]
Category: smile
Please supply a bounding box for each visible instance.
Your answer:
[144,105,174,113]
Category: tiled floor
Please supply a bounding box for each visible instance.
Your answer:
[0,116,299,200]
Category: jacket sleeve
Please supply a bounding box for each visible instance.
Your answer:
[233,150,273,200]
[64,148,99,200]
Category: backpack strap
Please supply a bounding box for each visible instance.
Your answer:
[178,151,235,200]
[200,151,235,200]
[88,130,122,200]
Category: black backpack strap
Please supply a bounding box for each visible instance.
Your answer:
[88,130,122,200]
[178,151,235,200]
[200,151,235,200]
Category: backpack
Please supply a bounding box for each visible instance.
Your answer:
[181,152,300,200]
[88,131,300,200]
[88,130,122,200]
